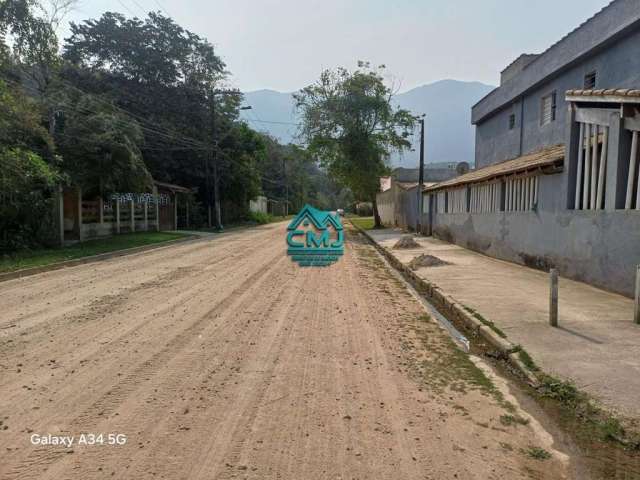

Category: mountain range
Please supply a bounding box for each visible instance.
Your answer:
[240,79,494,168]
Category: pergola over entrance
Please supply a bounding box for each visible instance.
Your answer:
[57,180,192,245]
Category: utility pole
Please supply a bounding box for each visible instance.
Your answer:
[208,89,251,231]
[416,115,425,233]
[211,96,222,230]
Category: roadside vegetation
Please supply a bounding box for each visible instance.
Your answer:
[0,0,349,254]
[295,61,417,228]
[349,216,375,230]
[0,231,189,273]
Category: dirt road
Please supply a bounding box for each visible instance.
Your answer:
[0,223,570,479]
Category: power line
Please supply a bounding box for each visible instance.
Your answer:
[129,0,148,14]
[153,0,172,17]
[246,118,301,126]
[116,0,137,16]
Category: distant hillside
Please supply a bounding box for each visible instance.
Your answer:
[241,79,494,167]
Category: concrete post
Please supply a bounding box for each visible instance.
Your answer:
[635,265,640,324]
[186,201,190,229]
[153,186,160,231]
[99,197,104,224]
[130,200,135,232]
[116,201,120,234]
[563,104,580,209]
[550,269,558,327]
[605,112,629,211]
[144,201,148,231]
[174,194,178,230]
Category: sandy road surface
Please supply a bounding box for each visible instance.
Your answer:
[0,223,569,479]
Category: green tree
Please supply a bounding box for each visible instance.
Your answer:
[0,78,60,250]
[53,92,152,196]
[0,0,60,92]
[294,62,415,226]
[62,11,238,218]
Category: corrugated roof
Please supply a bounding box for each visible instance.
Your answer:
[424,145,564,192]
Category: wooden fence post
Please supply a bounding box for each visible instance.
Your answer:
[550,269,558,327]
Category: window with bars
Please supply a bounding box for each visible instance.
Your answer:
[469,181,501,213]
[584,71,597,89]
[505,175,538,212]
[540,92,557,126]
[573,122,609,210]
[447,187,467,213]
[436,191,447,214]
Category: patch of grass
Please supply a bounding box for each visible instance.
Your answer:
[538,374,631,444]
[517,349,540,372]
[523,446,551,460]
[500,414,530,427]
[0,231,190,273]
[463,305,507,338]
[539,375,585,409]
[350,216,375,231]
[248,211,274,224]
[414,314,504,402]
[599,417,625,442]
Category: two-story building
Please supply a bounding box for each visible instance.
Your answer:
[421,0,640,296]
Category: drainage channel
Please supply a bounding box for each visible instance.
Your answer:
[374,247,470,352]
[363,230,640,480]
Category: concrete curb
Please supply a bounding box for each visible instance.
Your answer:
[350,222,540,388]
[0,235,200,284]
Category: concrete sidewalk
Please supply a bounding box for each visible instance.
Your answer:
[367,228,640,419]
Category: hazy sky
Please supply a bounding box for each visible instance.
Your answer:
[61,0,611,93]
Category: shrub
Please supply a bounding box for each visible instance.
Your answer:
[0,148,62,252]
[248,211,273,225]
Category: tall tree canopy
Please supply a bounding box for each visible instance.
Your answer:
[295,62,415,226]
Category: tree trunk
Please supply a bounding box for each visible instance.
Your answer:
[372,196,381,228]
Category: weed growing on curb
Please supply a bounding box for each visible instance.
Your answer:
[517,349,540,371]
[462,305,507,338]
